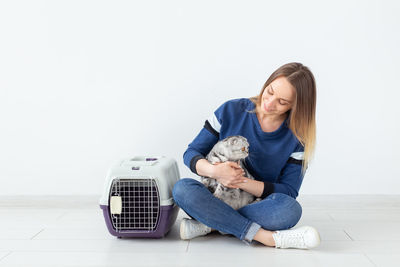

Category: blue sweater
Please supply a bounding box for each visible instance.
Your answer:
[183,98,306,199]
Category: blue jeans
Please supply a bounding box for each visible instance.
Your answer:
[172,178,302,245]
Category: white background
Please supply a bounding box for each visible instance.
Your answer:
[0,0,399,195]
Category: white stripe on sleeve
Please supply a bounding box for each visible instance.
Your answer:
[207,113,221,133]
[290,152,304,160]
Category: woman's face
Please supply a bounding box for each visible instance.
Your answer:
[260,76,296,118]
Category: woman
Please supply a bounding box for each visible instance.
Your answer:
[172,62,321,249]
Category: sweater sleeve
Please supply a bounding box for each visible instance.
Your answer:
[260,143,306,199]
[183,101,228,175]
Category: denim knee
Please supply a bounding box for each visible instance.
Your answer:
[287,199,302,229]
[275,193,302,229]
[265,193,302,230]
[172,178,187,205]
[172,178,196,206]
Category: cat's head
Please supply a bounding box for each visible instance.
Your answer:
[220,135,249,160]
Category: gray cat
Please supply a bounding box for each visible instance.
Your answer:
[201,135,262,210]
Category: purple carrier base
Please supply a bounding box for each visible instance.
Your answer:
[100,204,179,238]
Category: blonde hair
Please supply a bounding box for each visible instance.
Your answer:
[248,62,316,175]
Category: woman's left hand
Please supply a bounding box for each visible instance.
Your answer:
[213,161,248,188]
[231,177,249,189]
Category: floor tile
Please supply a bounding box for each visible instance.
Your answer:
[0,195,399,267]
[0,251,376,267]
[298,209,334,222]
[0,228,44,240]
[365,253,400,267]
[344,222,400,241]
[329,210,400,222]
[0,239,188,253]
[0,252,11,262]
[316,240,400,254]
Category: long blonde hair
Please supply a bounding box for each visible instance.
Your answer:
[248,62,316,174]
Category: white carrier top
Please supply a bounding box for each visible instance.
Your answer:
[99,156,180,206]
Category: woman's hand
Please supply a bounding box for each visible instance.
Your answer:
[212,161,247,189]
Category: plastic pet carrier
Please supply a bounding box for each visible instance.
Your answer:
[99,156,180,238]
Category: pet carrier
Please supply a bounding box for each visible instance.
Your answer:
[99,156,180,238]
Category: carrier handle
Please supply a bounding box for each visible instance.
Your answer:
[110,196,122,215]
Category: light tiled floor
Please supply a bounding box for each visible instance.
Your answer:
[0,195,399,266]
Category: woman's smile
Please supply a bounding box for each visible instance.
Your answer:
[263,102,273,112]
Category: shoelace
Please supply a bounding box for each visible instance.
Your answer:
[275,230,306,248]
[195,222,211,234]
[188,220,211,235]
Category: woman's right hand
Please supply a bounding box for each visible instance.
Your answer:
[212,161,247,189]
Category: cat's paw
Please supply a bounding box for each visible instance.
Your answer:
[253,198,262,203]
[203,182,211,188]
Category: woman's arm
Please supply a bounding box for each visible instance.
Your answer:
[196,159,248,188]
[236,177,264,198]
[195,159,217,178]
[237,154,305,199]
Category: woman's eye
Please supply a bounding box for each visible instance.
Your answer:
[280,102,287,105]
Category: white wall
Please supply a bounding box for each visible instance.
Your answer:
[0,0,399,195]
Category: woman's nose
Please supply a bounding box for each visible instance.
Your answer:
[266,97,276,108]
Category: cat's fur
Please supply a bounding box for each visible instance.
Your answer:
[201,135,262,210]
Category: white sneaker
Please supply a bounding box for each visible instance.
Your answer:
[272,226,321,249]
[180,218,212,240]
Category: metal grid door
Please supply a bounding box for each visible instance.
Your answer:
[109,179,160,232]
